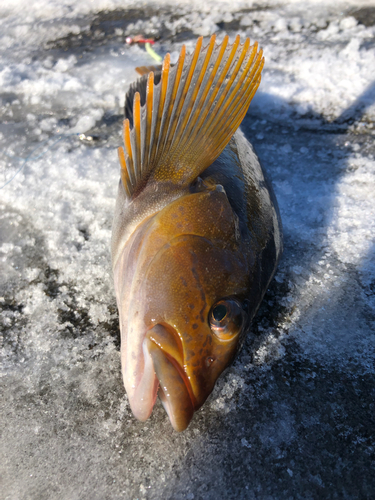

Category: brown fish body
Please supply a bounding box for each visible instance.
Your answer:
[111,35,282,431]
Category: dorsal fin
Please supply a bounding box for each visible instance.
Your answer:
[118,35,264,199]
[124,70,162,127]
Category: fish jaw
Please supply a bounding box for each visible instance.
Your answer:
[144,322,241,431]
[146,324,195,431]
[113,244,160,422]
[122,322,196,431]
[124,342,159,422]
[121,317,242,431]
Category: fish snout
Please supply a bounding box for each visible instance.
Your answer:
[144,316,242,431]
[146,324,196,431]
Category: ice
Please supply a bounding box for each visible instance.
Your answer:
[1,0,375,498]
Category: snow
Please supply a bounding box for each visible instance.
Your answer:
[1,0,375,498]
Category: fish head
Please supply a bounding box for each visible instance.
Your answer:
[143,241,249,431]
[115,187,251,431]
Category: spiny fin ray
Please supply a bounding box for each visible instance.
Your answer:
[119,35,264,198]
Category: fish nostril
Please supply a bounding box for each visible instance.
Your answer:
[206,356,215,368]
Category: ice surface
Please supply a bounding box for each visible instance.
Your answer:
[1,0,375,499]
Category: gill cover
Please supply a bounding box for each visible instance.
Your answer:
[113,35,264,431]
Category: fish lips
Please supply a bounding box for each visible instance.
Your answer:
[146,324,196,432]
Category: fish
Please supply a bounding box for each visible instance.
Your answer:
[111,34,283,431]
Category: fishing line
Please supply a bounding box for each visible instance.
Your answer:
[145,43,162,63]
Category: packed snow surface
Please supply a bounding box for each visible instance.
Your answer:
[1,0,375,499]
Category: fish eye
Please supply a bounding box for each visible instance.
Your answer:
[209,299,244,341]
[212,304,227,322]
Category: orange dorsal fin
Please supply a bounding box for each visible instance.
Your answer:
[118,35,264,199]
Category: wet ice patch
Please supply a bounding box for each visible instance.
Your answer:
[327,155,375,266]
[71,111,104,134]
[246,11,375,123]
[210,373,246,413]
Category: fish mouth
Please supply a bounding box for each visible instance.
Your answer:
[146,324,196,432]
